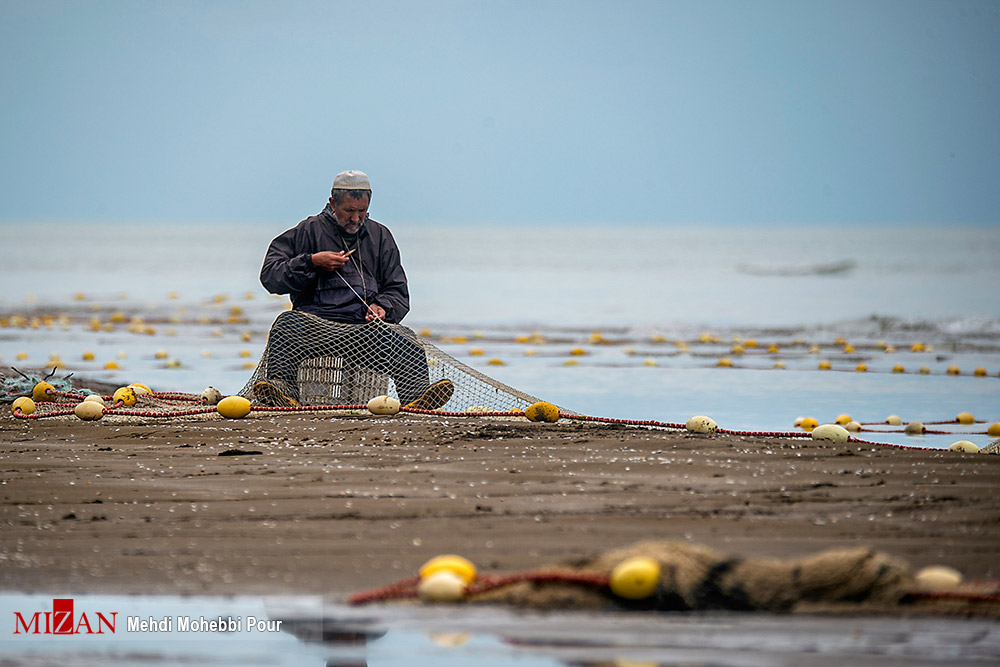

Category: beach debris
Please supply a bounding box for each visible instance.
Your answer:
[200,386,223,405]
[112,386,138,407]
[914,565,963,590]
[420,554,478,586]
[352,540,918,614]
[11,396,35,415]
[415,554,477,603]
[685,415,718,434]
[33,381,55,401]
[367,394,401,415]
[525,401,560,423]
[609,556,661,600]
[811,423,851,443]
[797,417,819,432]
[419,571,468,602]
[74,400,105,421]
[1,367,79,402]
[217,395,252,419]
[217,448,262,456]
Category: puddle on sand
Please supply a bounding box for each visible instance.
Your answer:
[2,593,998,666]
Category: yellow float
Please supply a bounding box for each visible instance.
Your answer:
[525,401,560,423]
[217,395,252,419]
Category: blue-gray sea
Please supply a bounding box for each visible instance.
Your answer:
[2,221,998,450]
[2,222,999,666]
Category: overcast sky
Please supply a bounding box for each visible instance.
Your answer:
[2,0,998,226]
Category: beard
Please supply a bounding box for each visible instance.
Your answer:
[336,215,366,234]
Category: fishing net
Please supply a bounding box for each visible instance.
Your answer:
[455,540,1000,617]
[238,310,552,412]
[469,541,915,612]
[357,540,1000,617]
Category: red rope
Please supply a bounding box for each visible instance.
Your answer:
[347,570,610,605]
[469,569,609,595]
[13,407,75,419]
[563,413,688,430]
[347,568,1000,608]
[348,576,421,605]
[150,392,201,401]
[252,404,366,412]
[908,589,1000,604]
[48,389,86,402]
[7,395,967,451]
[401,407,518,417]
[104,406,219,418]
[845,437,932,451]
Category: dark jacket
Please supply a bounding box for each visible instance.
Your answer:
[260,207,410,323]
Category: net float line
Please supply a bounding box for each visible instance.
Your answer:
[907,588,1000,604]
[347,570,610,606]
[401,407,524,418]
[347,576,422,605]
[469,569,610,596]
[346,565,1000,608]
[922,418,990,425]
[103,405,219,418]
[560,413,687,431]
[860,428,973,435]
[8,385,987,453]
[3,402,951,451]
[840,436,935,451]
[12,406,77,419]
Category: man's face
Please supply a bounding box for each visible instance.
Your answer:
[330,193,370,234]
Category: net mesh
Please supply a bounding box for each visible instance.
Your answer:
[238,310,556,413]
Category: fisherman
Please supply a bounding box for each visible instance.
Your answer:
[254,170,452,409]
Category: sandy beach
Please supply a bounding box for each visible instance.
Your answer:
[2,408,997,600]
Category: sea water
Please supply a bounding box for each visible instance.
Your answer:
[1,221,998,448]
[2,593,997,666]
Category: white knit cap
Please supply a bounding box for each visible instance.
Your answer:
[332,170,371,190]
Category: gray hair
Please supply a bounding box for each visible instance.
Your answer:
[330,189,372,205]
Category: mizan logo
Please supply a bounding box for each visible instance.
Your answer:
[13,598,117,635]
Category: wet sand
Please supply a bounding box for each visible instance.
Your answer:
[1,410,998,598]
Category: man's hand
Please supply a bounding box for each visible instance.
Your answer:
[366,304,386,322]
[311,251,351,271]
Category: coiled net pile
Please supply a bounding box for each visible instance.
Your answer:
[238,311,554,412]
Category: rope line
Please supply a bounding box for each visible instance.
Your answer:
[347,570,611,606]
[346,568,1000,607]
[10,391,994,453]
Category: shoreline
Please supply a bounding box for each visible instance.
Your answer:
[2,411,998,601]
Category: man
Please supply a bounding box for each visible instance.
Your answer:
[254,170,452,409]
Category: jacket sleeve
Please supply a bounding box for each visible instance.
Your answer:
[372,231,411,323]
[259,227,318,296]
